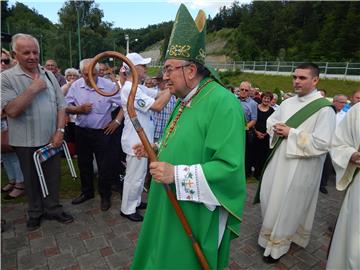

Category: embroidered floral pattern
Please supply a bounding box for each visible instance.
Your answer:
[168,44,191,57]
[196,48,206,62]
[180,166,196,200]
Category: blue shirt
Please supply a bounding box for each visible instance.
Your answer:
[239,97,258,122]
[65,77,121,129]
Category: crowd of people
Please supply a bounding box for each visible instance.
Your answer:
[1,4,360,269]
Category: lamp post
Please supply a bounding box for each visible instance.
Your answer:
[125,34,129,54]
[76,5,82,63]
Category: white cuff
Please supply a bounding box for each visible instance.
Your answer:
[174,164,220,211]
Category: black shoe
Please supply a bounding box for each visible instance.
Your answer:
[27,217,41,231]
[71,193,94,205]
[120,211,143,222]
[319,186,328,194]
[136,202,147,210]
[101,197,111,211]
[263,255,279,264]
[44,212,74,224]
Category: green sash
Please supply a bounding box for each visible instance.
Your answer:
[253,97,333,204]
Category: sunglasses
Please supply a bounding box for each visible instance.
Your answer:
[1,59,10,65]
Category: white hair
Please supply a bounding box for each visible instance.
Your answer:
[79,58,99,73]
[64,68,80,77]
[11,33,40,52]
[272,93,278,99]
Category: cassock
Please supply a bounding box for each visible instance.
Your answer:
[131,78,247,269]
[258,90,336,259]
[327,103,360,270]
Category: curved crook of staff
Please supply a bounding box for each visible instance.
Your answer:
[88,51,210,270]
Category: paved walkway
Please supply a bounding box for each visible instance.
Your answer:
[1,182,342,270]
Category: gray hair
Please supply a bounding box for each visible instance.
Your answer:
[79,58,99,73]
[11,33,40,52]
[272,93,278,99]
[333,94,347,101]
[65,68,80,77]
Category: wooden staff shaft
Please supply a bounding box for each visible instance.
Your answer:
[88,51,210,270]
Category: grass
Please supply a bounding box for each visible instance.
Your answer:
[220,71,360,97]
[1,158,81,205]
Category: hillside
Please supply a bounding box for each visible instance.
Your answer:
[3,1,360,70]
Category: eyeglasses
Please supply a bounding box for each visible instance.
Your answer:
[1,59,10,65]
[162,64,190,76]
[240,88,249,92]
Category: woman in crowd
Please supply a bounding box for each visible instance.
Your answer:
[1,48,25,199]
[253,92,274,180]
[61,68,80,157]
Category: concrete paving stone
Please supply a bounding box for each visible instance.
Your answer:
[71,212,95,224]
[109,236,133,252]
[61,222,89,238]
[13,223,28,235]
[1,227,16,239]
[3,207,26,220]
[84,235,109,252]
[1,183,343,270]
[280,254,299,268]
[77,250,106,269]
[310,260,327,270]
[64,265,81,270]
[41,221,67,235]
[17,247,31,257]
[44,246,60,257]
[28,230,43,240]
[88,222,113,235]
[100,246,114,257]
[18,251,47,270]
[1,251,17,269]
[312,249,327,261]
[79,230,93,240]
[105,251,132,270]
[48,253,77,270]
[2,235,28,252]
[30,236,56,252]
[305,239,323,254]
[232,252,254,268]
[289,259,313,270]
[57,237,87,257]
[112,223,132,236]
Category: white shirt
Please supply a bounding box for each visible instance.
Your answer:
[121,81,157,155]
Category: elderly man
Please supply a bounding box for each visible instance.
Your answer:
[120,52,171,222]
[257,63,336,263]
[271,93,280,110]
[1,33,73,231]
[327,103,360,270]
[131,4,246,269]
[45,59,66,87]
[65,59,123,211]
[238,80,257,177]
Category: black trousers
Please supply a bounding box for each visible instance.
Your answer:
[14,146,63,219]
[320,153,333,187]
[245,130,255,176]
[75,126,120,198]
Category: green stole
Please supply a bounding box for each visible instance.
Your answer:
[253,97,333,204]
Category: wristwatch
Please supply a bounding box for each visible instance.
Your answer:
[57,128,65,134]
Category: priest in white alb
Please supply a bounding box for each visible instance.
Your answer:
[327,102,360,270]
[257,63,336,263]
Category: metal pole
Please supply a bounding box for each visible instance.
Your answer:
[69,31,72,67]
[40,34,44,65]
[76,7,82,63]
[125,34,129,54]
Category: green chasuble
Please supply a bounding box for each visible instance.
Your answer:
[132,78,247,270]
